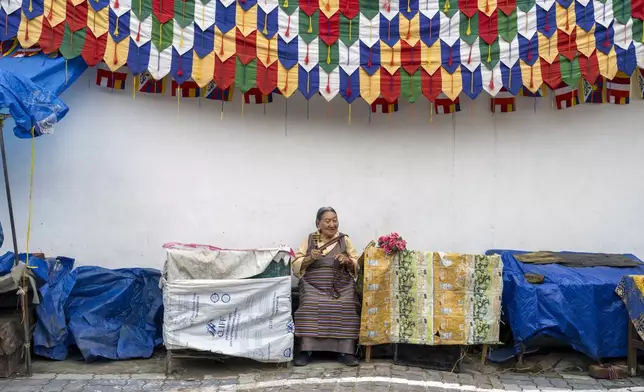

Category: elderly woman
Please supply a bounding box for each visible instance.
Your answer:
[292,207,361,367]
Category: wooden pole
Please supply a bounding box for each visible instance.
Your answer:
[365,345,372,363]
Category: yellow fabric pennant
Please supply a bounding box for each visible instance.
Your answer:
[18,13,43,48]
[319,0,339,18]
[87,6,109,38]
[215,27,237,62]
[421,40,441,75]
[441,67,462,101]
[70,0,84,6]
[520,60,543,94]
[576,26,596,57]
[192,50,216,88]
[103,35,130,71]
[380,40,401,75]
[278,62,298,97]
[597,48,618,80]
[43,0,67,28]
[477,0,497,17]
[399,13,419,46]
[359,68,381,104]
[555,2,576,35]
[235,4,258,37]
[538,32,559,64]
[256,33,277,66]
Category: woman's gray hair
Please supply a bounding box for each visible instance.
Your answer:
[316,207,337,225]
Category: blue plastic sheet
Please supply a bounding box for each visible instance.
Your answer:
[0,53,86,138]
[0,251,49,284]
[488,249,644,360]
[34,262,164,362]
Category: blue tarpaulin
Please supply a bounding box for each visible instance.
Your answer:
[0,52,86,138]
[488,249,644,360]
[34,260,164,362]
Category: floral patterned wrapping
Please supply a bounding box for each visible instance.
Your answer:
[360,248,503,346]
[616,275,644,342]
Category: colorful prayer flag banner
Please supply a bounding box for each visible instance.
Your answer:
[203,82,235,101]
[554,84,580,110]
[435,95,461,114]
[607,72,632,104]
[96,69,127,90]
[582,78,606,104]
[171,81,201,98]
[243,88,273,104]
[371,98,399,113]
[519,86,547,97]
[137,72,166,94]
[491,89,516,113]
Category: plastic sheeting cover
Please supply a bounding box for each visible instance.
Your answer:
[488,249,644,360]
[34,262,164,362]
[0,53,86,137]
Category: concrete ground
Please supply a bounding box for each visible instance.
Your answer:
[0,352,642,392]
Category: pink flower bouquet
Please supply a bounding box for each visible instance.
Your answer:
[377,233,407,255]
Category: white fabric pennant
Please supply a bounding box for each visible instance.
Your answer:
[0,0,22,14]
[173,20,195,55]
[360,13,380,47]
[339,41,360,74]
[517,6,537,39]
[538,0,555,11]
[298,37,319,72]
[500,37,520,67]
[110,0,132,16]
[148,45,172,80]
[419,0,439,16]
[636,41,644,69]
[258,0,278,13]
[439,12,460,46]
[195,0,217,30]
[278,7,299,43]
[319,67,340,101]
[594,0,614,28]
[129,14,152,47]
[576,0,591,6]
[613,18,633,49]
[219,0,236,8]
[460,37,481,72]
[481,62,503,96]
[380,0,399,21]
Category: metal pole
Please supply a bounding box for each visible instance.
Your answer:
[0,115,32,376]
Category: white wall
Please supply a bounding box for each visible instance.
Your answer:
[1,70,643,269]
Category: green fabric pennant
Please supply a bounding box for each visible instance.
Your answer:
[439,0,458,18]
[236,58,258,92]
[360,0,379,19]
[401,69,422,103]
[595,0,607,4]
[633,18,644,43]
[60,25,86,59]
[131,0,152,21]
[174,0,195,28]
[480,38,500,69]
[299,9,319,44]
[460,12,479,45]
[498,9,517,42]
[613,0,632,24]
[517,0,536,12]
[319,41,339,73]
[340,15,359,46]
[560,55,581,88]
[152,16,174,52]
[280,0,298,16]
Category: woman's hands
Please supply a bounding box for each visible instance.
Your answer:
[336,253,357,273]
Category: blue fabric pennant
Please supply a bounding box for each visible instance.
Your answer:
[21,0,44,19]
[340,69,360,103]
[127,40,151,75]
[194,25,216,58]
[171,48,194,85]
[536,4,557,39]
[399,0,419,19]
[501,62,523,96]
[109,9,131,43]
[298,65,319,99]
[419,12,440,47]
[379,13,400,47]
[216,0,237,34]
[360,41,381,75]
[257,7,278,39]
[278,36,298,70]
[594,21,615,55]
[519,34,539,66]
[460,65,483,99]
[440,40,461,74]
[574,1,595,32]
[0,10,19,42]
[616,43,637,75]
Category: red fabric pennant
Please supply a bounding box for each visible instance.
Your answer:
[579,52,599,84]
[319,12,340,46]
[401,41,421,74]
[214,56,236,90]
[557,28,577,61]
[66,0,88,32]
[153,0,175,24]
[39,17,65,55]
[339,0,359,19]
[458,0,478,18]
[236,29,257,65]
[256,61,278,96]
[478,10,498,45]
[541,56,562,89]
[633,0,644,20]
[81,31,107,66]
[299,0,319,16]
[380,68,401,102]
[497,0,516,16]
[421,69,442,102]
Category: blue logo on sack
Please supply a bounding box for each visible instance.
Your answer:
[283,348,292,358]
[210,293,231,304]
[286,321,295,334]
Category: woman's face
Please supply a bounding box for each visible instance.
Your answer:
[317,211,339,238]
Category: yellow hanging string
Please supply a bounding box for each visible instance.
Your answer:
[139,0,142,16]
[428,45,432,67]
[487,45,491,62]
[327,45,331,64]
[284,0,288,8]
[466,18,471,35]
[443,0,450,13]
[177,87,181,116]
[114,15,120,36]
[407,0,411,13]
[159,23,163,48]
[509,68,512,90]
[25,127,35,269]
[631,73,635,100]
[132,78,137,99]
[263,13,268,35]
[369,23,372,40]
[348,104,352,124]
[308,15,312,33]
[306,72,310,93]
[349,19,352,41]
[430,102,433,124]
[220,103,225,120]
[179,29,184,47]
[29,0,33,12]
[202,3,205,26]
[195,58,201,83]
